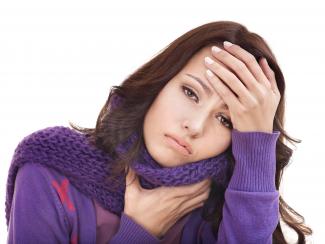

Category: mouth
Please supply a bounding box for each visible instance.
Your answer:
[165,135,192,155]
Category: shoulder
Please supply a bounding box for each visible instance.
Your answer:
[9,164,97,243]
[17,163,71,192]
[15,126,83,151]
[16,163,76,215]
[17,162,94,205]
[16,163,96,227]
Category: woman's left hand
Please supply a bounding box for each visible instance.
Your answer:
[204,41,281,133]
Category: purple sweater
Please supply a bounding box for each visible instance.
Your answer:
[7,130,280,243]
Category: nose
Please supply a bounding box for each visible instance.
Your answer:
[182,113,209,137]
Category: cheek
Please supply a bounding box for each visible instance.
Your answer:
[218,133,232,152]
[169,96,193,117]
[156,93,190,120]
[201,132,232,156]
[143,97,173,136]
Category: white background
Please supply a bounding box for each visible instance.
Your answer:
[1,0,324,243]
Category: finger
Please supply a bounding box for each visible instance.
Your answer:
[204,56,252,99]
[222,41,270,86]
[179,187,211,214]
[259,58,279,94]
[209,46,259,91]
[181,201,205,218]
[125,167,139,189]
[171,178,211,198]
[205,58,255,105]
[180,201,204,218]
[184,181,211,199]
[205,68,248,110]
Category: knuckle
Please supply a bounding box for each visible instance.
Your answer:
[256,96,265,105]
[237,107,248,116]
[219,90,227,97]
[264,80,272,90]
[219,88,231,97]
[249,100,259,109]
[256,89,267,103]
[218,51,227,59]
[268,71,276,80]
[213,63,222,71]
[233,62,246,73]
[246,55,256,65]
[269,69,275,77]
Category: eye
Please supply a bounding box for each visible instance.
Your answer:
[182,85,199,103]
[216,114,233,129]
[182,85,233,129]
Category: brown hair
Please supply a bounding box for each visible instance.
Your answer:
[70,20,312,243]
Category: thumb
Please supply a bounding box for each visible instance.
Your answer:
[125,166,140,191]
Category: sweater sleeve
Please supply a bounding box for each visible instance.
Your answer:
[215,129,280,244]
[7,164,70,244]
[109,212,162,244]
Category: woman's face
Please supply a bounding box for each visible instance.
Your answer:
[143,45,232,167]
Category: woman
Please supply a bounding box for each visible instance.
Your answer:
[5,20,312,243]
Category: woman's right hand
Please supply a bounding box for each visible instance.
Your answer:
[123,167,212,238]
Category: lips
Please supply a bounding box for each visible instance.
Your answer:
[166,134,192,155]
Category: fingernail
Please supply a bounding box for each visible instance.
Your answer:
[206,69,214,77]
[205,56,214,64]
[224,41,233,47]
[212,46,222,53]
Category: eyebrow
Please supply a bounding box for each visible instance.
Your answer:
[185,73,229,111]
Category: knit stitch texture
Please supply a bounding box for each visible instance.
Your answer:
[5,126,231,227]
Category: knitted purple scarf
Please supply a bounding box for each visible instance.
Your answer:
[5,125,230,227]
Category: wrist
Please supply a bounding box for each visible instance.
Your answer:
[234,124,274,134]
[123,212,161,238]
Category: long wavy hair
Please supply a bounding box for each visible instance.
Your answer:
[70,20,313,243]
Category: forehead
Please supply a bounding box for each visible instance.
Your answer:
[182,45,229,72]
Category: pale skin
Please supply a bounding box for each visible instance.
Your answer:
[124,41,281,238]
